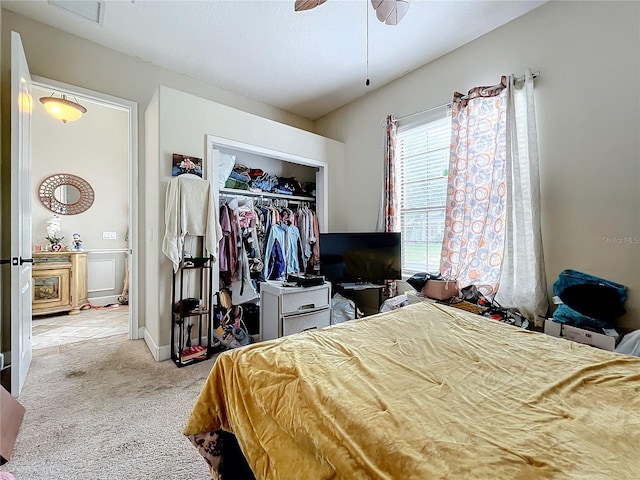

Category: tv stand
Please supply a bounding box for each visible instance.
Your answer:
[339,282,379,289]
[336,282,385,317]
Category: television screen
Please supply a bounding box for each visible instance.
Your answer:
[319,232,401,285]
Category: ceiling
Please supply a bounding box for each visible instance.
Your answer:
[3,0,546,120]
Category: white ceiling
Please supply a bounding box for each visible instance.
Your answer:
[3,0,545,120]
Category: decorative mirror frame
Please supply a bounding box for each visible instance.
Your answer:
[38,173,95,215]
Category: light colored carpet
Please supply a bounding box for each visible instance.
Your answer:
[0,334,218,479]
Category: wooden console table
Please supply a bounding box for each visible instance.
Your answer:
[32,251,89,316]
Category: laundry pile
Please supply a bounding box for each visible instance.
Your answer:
[224,163,315,197]
[405,272,530,329]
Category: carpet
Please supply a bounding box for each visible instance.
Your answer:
[0,334,217,479]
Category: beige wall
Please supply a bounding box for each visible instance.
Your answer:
[315,1,640,329]
[145,86,344,357]
[31,85,129,251]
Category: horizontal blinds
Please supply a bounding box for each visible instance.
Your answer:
[396,110,451,276]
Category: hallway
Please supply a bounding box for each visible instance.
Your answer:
[32,305,128,350]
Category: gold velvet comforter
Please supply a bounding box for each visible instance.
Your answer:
[184,301,640,479]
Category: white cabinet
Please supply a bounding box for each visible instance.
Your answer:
[260,281,332,340]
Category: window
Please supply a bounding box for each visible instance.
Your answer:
[396,107,451,277]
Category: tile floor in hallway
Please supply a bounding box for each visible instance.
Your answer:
[32,304,129,350]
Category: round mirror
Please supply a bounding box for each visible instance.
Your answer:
[38,173,94,215]
[53,185,82,204]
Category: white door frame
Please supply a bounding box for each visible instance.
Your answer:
[31,76,140,340]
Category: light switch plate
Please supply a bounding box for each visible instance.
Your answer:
[102,231,117,240]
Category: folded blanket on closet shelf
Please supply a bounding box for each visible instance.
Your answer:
[162,173,222,272]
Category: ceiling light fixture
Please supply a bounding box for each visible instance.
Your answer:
[39,93,87,124]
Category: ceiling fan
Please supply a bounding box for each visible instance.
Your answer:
[295,0,411,26]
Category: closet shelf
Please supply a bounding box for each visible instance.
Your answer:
[219,187,315,203]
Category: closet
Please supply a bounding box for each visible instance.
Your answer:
[206,135,328,339]
[143,85,344,360]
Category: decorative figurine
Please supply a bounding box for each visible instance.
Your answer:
[72,232,84,251]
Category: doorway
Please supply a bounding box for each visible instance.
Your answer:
[30,77,138,347]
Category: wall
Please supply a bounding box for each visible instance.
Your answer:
[144,86,345,358]
[31,85,128,250]
[315,1,640,329]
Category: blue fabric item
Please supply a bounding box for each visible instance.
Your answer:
[263,223,303,279]
[266,239,286,280]
[228,171,251,183]
[251,174,279,193]
[553,269,627,328]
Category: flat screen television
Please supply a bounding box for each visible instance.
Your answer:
[319,232,401,285]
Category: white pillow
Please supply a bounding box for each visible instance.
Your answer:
[218,152,236,188]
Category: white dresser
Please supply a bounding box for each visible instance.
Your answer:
[260,281,332,341]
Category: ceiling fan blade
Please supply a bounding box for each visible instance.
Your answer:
[371,0,411,26]
[295,0,327,12]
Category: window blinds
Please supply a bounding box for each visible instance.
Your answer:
[396,107,451,276]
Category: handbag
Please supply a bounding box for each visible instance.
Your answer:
[213,306,251,348]
[407,272,440,292]
[229,277,259,304]
[421,278,459,300]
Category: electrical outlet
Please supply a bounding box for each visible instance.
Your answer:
[102,231,117,240]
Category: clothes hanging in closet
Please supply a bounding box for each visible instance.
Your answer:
[296,205,321,270]
[263,222,304,280]
[218,197,321,285]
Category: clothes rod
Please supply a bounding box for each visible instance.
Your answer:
[219,189,315,205]
[395,71,540,122]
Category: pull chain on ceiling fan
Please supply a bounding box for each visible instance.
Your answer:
[295,0,411,86]
[294,0,411,26]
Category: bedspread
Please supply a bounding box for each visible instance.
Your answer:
[184,301,640,479]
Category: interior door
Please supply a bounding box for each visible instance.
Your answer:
[10,31,34,396]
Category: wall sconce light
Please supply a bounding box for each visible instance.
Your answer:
[39,93,87,124]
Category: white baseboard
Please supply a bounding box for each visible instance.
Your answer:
[88,294,120,306]
[142,328,171,362]
[142,329,211,363]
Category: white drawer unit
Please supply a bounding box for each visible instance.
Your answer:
[260,281,332,341]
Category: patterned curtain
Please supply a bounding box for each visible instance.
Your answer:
[440,77,508,296]
[378,114,398,233]
[378,114,398,297]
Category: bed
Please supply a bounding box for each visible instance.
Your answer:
[184,301,640,479]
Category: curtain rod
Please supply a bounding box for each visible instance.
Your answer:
[394,71,540,122]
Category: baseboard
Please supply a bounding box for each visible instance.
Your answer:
[88,294,120,306]
[142,328,171,362]
[142,329,211,363]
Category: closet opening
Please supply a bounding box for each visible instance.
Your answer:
[205,134,328,342]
